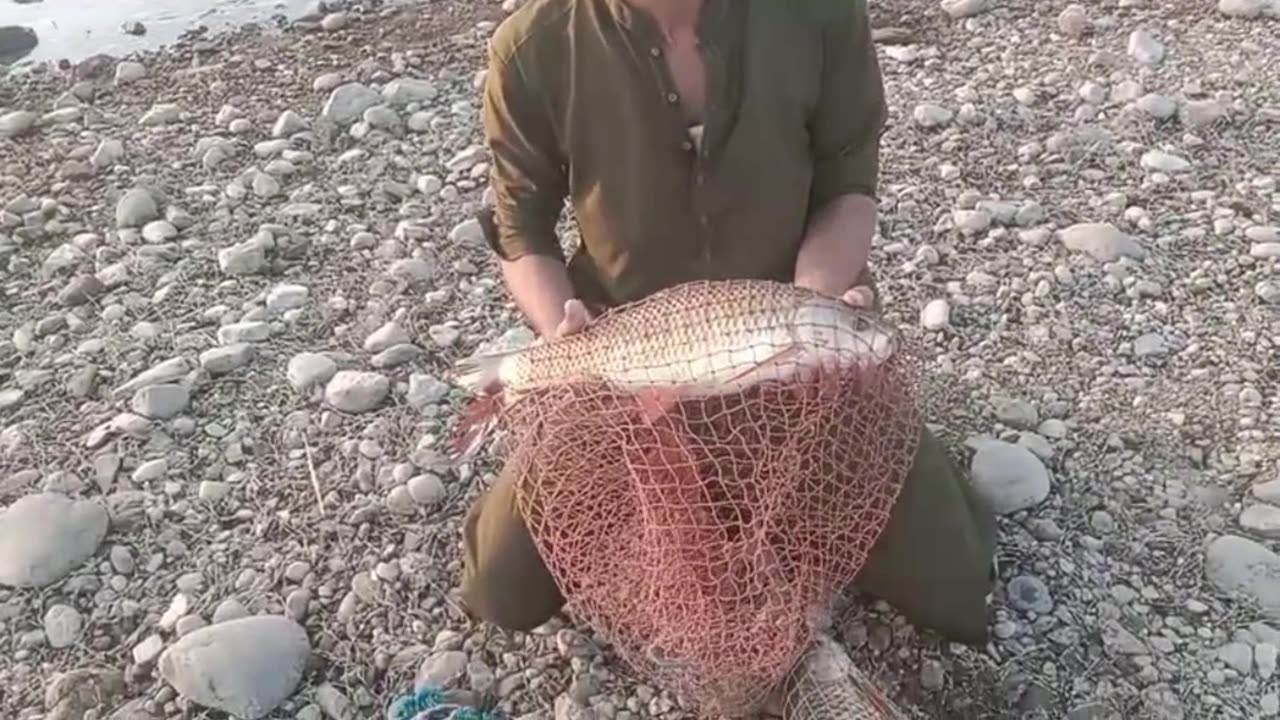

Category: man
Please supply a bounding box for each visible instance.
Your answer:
[460,0,998,649]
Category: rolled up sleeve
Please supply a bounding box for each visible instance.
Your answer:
[479,46,568,263]
[808,0,888,212]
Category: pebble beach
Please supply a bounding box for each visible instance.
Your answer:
[2,0,1280,718]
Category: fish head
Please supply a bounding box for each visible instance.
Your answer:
[793,298,898,367]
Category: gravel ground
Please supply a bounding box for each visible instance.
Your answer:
[1,0,1279,718]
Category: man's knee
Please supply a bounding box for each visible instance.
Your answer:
[854,424,998,644]
[459,476,564,633]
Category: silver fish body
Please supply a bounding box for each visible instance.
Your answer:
[455,279,899,403]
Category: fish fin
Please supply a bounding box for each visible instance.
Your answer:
[636,387,681,425]
[450,347,522,395]
[447,395,502,459]
[723,344,805,387]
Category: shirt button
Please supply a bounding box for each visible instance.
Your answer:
[681,140,693,151]
[667,92,679,104]
[700,215,709,225]
[650,47,661,57]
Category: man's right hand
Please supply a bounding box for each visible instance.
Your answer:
[552,299,592,339]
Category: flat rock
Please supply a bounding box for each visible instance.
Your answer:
[940,0,992,19]
[324,371,389,413]
[116,188,160,229]
[113,357,191,399]
[139,103,182,126]
[58,275,106,307]
[115,61,146,85]
[1206,535,1280,620]
[287,353,337,392]
[158,615,311,719]
[1141,149,1191,173]
[0,110,38,138]
[130,383,190,420]
[199,345,256,375]
[969,441,1051,514]
[382,78,438,105]
[1059,223,1146,262]
[1241,504,1280,539]
[0,493,109,588]
[1127,29,1165,65]
[43,603,84,648]
[1219,0,1280,17]
[321,83,382,126]
[364,321,410,353]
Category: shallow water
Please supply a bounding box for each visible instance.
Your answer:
[2,0,317,66]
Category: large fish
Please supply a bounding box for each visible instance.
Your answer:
[447,278,901,456]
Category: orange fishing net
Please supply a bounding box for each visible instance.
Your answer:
[472,285,923,718]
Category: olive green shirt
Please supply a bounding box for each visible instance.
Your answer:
[476,0,888,310]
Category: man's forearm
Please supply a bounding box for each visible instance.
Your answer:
[794,193,878,297]
[499,253,576,339]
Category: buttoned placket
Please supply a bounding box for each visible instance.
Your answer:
[636,10,719,268]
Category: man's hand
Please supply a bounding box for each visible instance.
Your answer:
[838,285,876,309]
[794,275,876,309]
[552,298,593,338]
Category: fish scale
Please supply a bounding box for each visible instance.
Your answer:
[453,278,899,404]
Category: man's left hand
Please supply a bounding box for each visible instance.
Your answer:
[795,276,876,309]
[838,285,875,308]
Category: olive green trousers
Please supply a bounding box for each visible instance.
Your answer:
[459,424,998,645]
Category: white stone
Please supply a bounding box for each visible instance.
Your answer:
[920,299,950,330]
[158,616,311,720]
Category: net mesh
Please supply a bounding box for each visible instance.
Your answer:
[780,632,914,720]
[467,280,923,718]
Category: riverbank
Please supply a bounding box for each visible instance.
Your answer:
[2,1,1280,719]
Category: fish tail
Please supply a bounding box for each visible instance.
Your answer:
[450,352,508,395]
[448,394,503,459]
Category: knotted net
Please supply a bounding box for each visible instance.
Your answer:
[473,281,923,718]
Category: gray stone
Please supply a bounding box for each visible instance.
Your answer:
[141,220,178,243]
[266,284,309,314]
[364,322,411,353]
[1253,480,1280,504]
[58,275,106,307]
[0,110,38,138]
[115,61,146,85]
[1135,93,1177,120]
[1059,223,1146,262]
[321,83,382,126]
[116,188,160,229]
[1007,576,1054,614]
[139,103,182,126]
[324,372,390,413]
[158,615,311,720]
[0,493,109,588]
[1206,535,1280,620]
[969,441,1051,514]
[382,78,438,106]
[43,603,84,648]
[1242,504,1280,539]
[417,651,468,689]
[1218,642,1254,674]
[287,353,338,393]
[199,345,256,375]
[130,383,190,420]
[217,322,272,345]
[272,110,308,138]
[219,241,268,276]
[940,0,992,19]
[1140,150,1191,173]
[1127,29,1165,65]
[407,475,446,507]
[91,139,126,169]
